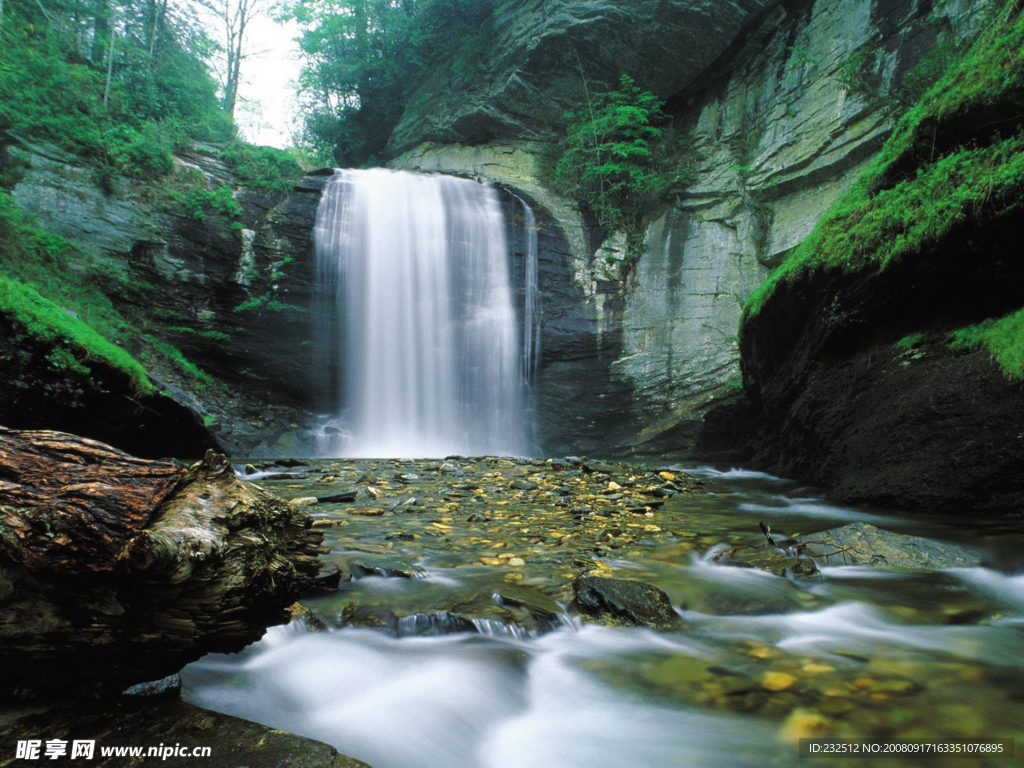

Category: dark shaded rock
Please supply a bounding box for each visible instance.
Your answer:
[0,315,221,460]
[122,675,182,699]
[741,212,1024,516]
[571,575,678,627]
[318,489,359,503]
[802,522,981,570]
[348,555,424,579]
[0,699,374,767]
[301,561,346,593]
[389,0,778,154]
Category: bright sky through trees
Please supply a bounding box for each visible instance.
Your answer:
[217,10,302,148]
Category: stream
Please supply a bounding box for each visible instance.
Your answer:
[181,459,1024,767]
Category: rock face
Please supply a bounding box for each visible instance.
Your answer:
[740,215,1024,514]
[4,138,330,456]
[392,0,989,458]
[388,0,779,155]
[736,1,1024,515]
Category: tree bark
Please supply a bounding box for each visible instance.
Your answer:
[0,427,327,698]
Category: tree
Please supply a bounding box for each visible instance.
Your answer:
[197,0,270,120]
[281,0,496,166]
[550,74,675,250]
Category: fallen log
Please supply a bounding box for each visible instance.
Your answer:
[0,427,327,697]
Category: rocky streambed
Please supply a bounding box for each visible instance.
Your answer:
[180,458,1024,768]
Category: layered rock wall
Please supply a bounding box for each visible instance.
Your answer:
[4,138,328,455]
[392,0,988,457]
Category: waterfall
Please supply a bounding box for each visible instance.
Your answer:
[313,168,535,458]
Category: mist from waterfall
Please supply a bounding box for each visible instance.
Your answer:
[312,168,537,458]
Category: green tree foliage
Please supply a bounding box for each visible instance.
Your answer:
[0,0,233,179]
[281,0,496,166]
[547,75,687,257]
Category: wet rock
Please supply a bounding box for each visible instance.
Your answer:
[288,603,330,632]
[396,611,477,637]
[302,561,346,593]
[122,674,182,699]
[349,555,424,579]
[318,489,359,503]
[717,545,822,581]
[349,508,387,517]
[803,523,982,570]
[0,699,374,767]
[494,585,563,623]
[571,575,678,627]
[510,479,539,491]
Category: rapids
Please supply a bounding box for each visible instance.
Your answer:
[183,463,1024,768]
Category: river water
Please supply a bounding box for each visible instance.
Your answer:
[182,461,1024,768]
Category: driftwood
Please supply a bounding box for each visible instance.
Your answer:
[0,427,327,697]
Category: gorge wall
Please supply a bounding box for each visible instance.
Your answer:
[390,0,991,459]
[2,137,329,456]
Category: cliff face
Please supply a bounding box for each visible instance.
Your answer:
[388,0,779,156]
[738,0,1024,514]
[3,138,328,456]
[392,0,989,458]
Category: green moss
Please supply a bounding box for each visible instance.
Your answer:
[170,184,242,221]
[0,275,152,393]
[893,333,925,350]
[219,142,304,193]
[0,191,152,392]
[948,308,1024,379]
[742,0,1024,322]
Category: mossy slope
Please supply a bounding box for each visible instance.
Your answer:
[743,0,1024,373]
[733,0,1024,514]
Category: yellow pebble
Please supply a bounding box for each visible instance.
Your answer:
[658,471,676,482]
[763,672,798,691]
[777,709,832,744]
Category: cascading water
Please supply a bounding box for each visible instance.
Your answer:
[313,169,537,458]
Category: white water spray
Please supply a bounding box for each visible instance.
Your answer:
[313,169,535,458]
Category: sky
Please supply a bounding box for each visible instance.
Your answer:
[231,14,304,149]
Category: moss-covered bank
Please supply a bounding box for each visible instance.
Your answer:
[733,0,1024,515]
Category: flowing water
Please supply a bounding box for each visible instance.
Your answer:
[312,170,536,458]
[183,461,1024,768]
